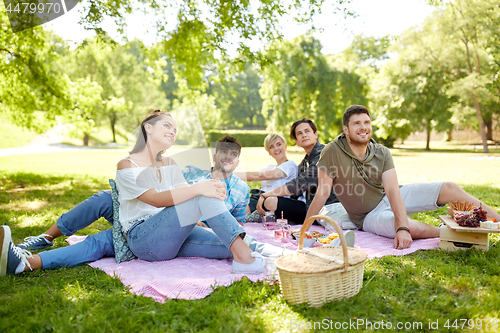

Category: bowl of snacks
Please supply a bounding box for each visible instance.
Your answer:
[291,230,322,240]
[453,210,470,222]
[448,200,475,222]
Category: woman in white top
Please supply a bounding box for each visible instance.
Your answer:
[114,110,265,274]
[1,110,265,275]
[235,134,298,213]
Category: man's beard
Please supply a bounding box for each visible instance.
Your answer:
[347,130,372,145]
[214,162,235,174]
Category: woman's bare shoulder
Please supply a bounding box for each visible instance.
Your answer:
[117,158,134,170]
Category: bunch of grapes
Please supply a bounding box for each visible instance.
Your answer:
[456,206,487,227]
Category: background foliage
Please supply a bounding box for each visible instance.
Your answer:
[1,0,499,148]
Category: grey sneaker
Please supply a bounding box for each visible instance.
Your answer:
[17,233,53,250]
[245,210,263,223]
[1,225,33,276]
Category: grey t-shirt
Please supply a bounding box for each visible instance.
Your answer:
[317,135,394,229]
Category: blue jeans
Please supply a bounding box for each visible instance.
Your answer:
[39,191,287,269]
[39,228,115,270]
[57,190,114,235]
[127,195,244,261]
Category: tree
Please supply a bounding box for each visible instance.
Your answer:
[0,12,70,131]
[73,0,354,88]
[59,38,168,144]
[105,97,132,143]
[3,0,356,136]
[346,34,392,69]
[371,0,500,151]
[171,91,220,147]
[370,26,454,150]
[261,35,367,143]
[64,78,103,146]
[424,0,500,152]
[210,65,264,128]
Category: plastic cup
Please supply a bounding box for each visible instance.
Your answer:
[264,256,280,281]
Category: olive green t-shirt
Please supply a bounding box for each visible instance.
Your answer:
[317,134,394,229]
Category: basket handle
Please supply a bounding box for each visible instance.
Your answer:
[298,215,349,271]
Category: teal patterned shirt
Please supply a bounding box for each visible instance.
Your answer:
[182,166,250,223]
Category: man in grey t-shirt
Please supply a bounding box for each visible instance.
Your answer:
[306,105,500,249]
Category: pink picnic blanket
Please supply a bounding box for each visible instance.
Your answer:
[66,223,439,302]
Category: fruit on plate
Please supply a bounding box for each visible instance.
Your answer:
[456,205,487,227]
[487,217,497,222]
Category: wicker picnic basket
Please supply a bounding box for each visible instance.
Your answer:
[275,215,367,307]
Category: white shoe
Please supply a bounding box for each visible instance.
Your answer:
[232,252,265,274]
[328,230,355,248]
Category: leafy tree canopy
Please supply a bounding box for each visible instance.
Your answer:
[79,0,355,87]
[1,0,354,131]
[261,35,367,143]
[0,11,70,131]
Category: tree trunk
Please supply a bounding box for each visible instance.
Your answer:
[425,124,431,151]
[110,112,117,143]
[446,127,453,142]
[249,114,253,127]
[485,119,493,141]
[473,97,489,153]
[83,133,89,146]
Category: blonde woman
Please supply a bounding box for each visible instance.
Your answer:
[235,134,298,221]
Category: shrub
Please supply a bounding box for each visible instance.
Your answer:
[205,130,269,147]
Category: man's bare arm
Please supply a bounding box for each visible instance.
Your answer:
[381,168,412,249]
[305,168,334,221]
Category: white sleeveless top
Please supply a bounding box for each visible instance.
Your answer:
[115,158,187,232]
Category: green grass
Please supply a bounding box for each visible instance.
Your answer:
[0,114,38,149]
[1,148,500,332]
[63,124,131,147]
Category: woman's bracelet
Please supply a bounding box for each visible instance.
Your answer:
[396,227,411,234]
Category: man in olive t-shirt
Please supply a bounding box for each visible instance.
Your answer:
[305,105,500,249]
[317,132,394,229]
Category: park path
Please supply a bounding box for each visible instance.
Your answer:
[0,124,124,157]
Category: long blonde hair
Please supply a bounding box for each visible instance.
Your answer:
[129,110,172,161]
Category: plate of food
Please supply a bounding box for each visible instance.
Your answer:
[317,232,340,245]
[291,230,323,247]
[290,230,323,240]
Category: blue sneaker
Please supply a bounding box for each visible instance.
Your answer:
[1,225,33,276]
[17,233,53,250]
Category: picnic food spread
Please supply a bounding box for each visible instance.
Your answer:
[448,200,493,228]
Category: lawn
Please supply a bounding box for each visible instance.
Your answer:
[0,114,38,149]
[0,147,499,332]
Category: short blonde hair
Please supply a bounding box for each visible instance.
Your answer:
[264,134,286,152]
